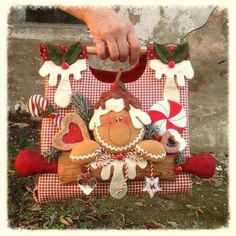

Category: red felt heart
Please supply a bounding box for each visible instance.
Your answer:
[62,123,84,144]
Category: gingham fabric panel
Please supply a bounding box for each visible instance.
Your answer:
[33,173,192,203]
[34,45,192,203]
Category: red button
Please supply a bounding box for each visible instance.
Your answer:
[115,153,123,160]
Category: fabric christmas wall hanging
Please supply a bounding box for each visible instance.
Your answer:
[14,42,216,202]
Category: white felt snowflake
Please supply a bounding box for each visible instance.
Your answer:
[143,176,161,198]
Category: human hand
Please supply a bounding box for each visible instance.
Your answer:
[63,7,140,65]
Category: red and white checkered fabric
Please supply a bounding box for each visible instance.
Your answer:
[33,45,192,203]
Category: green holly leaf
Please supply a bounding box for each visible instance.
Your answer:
[63,42,82,65]
[154,43,172,64]
[47,44,64,65]
[39,105,55,118]
[172,43,189,63]
[40,110,50,118]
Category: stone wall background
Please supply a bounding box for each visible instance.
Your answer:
[7,6,228,154]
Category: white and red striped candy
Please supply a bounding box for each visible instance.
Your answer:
[49,113,63,130]
[27,95,48,117]
[148,100,187,135]
[27,94,62,130]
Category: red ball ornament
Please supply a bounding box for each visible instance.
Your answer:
[175,165,183,173]
[48,113,56,119]
[167,60,175,68]
[111,82,120,90]
[169,46,175,52]
[61,62,69,70]
[153,133,162,142]
[115,153,123,160]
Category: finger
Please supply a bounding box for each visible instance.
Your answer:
[117,37,129,62]
[95,39,109,60]
[106,38,119,61]
[127,31,140,65]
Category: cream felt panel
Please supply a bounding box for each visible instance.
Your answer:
[164,77,180,102]
[91,157,147,199]
[126,158,147,179]
[149,59,194,102]
[149,59,194,85]
[39,59,86,108]
[102,160,126,199]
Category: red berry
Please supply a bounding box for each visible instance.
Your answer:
[153,133,161,142]
[175,165,183,173]
[61,62,69,70]
[48,113,56,119]
[115,153,123,160]
[41,53,50,61]
[111,82,120,90]
[39,43,46,50]
[167,60,175,68]
[58,44,68,53]
[43,55,50,61]
[169,46,175,52]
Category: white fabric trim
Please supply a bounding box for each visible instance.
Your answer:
[89,98,151,130]
[149,59,194,87]
[168,129,187,152]
[39,59,86,108]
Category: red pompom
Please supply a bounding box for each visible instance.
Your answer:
[61,62,69,70]
[111,82,120,90]
[153,133,162,142]
[181,152,216,179]
[115,153,124,160]
[15,149,58,177]
[167,60,175,68]
[175,165,183,173]
[58,44,69,53]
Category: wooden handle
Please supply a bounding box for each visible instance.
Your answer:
[86,46,147,55]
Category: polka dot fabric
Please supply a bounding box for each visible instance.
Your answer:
[33,45,192,203]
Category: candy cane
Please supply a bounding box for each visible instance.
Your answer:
[27,94,62,129]
[27,95,48,117]
[116,159,128,196]
[49,113,63,130]
[150,162,154,179]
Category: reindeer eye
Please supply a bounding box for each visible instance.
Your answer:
[119,117,122,121]
[115,117,119,122]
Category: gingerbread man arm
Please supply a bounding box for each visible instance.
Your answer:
[70,139,102,164]
[134,140,166,162]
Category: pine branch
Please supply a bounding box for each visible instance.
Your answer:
[43,147,61,163]
[175,153,186,165]
[71,92,93,126]
[144,124,160,140]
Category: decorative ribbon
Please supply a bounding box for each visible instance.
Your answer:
[91,149,145,197]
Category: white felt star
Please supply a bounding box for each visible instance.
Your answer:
[143,176,161,198]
